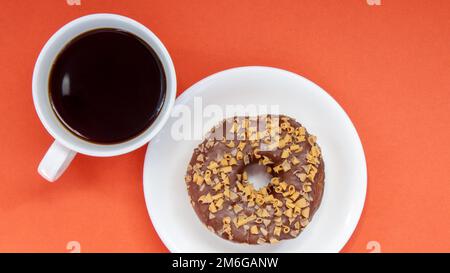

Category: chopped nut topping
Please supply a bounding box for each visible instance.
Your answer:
[229,158,238,165]
[208,203,217,213]
[300,218,310,227]
[212,193,223,200]
[243,185,253,197]
[242,171,248,181]
[253,148,261,159]
[243,154,250,165]
[261,156,273,165]
[274,226,282,236]
[296,198,309,209]
[238,141,246,151]
[255,196,265,206]
[221,173,230,184]
[308,135,317,145]
[303,185,312,193]
[271,177,280,185]
[233,204,243,213]
[213,183,223,191]
[269,238,279,244]
[197,154,205,162]
[295,127,306,136]
[301,207,310,218]
[310,145,321,157]
[290,191,300,201]
[302,164,311,173]
[230,122,239,133]
[283,134,292,144]
[273,198,283,207]
[256,208,270,218]
[258,187,268,195]
[257,238,266,244]
[290,144,302,153]
[198,193,213,204]
[284,208,293,218]
[204,170,212,183]
[274,186,283,193]
[281,160,291,172]
[274,207,282,217]
[281,149,291,159]
[273,165,283,173]
[235,214,257,228]
[223,216,231,224]
[306,153,320,166]
[215,198,224,208]
[236,151,244,160]
[207,161,219,170]
[220,166,232,173]
[226,140,235,148]
[229,191,238,200]
[288,185,296,194]
[285,199,295,209]
[185,175,192,183]
[295,135,306,142]
[296,172,307,182]
[220,158,228,166]
[291,156,300,165]
[260,227,268,236]
[250,225,259,235]
[193,172,204,185]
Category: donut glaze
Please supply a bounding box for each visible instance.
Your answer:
[185,115,324,244]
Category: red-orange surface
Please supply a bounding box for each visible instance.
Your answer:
[0,0,449,253]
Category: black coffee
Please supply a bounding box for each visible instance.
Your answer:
[49,28,166,144]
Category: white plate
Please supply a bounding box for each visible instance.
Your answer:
[143,66,367,252]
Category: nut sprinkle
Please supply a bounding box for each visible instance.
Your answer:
[185,115,325,244]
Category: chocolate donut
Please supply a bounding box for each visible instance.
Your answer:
[185,115,325,244]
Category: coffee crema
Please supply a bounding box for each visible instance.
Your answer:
[49,28,166,144]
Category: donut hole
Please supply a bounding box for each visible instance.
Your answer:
[245,163,273,190]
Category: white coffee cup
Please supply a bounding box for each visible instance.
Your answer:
[32,14,176,182]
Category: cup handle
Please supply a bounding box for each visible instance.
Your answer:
[38,141,77,182]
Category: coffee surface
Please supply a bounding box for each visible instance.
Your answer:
[49,28,165,144]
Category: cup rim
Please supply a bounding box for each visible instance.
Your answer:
[32,13,176,157]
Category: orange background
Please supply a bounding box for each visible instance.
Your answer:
[0,0,449,252]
